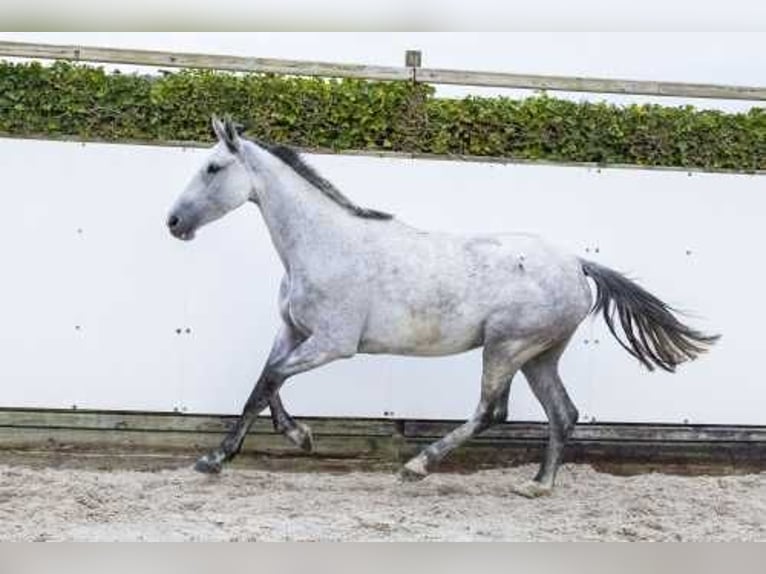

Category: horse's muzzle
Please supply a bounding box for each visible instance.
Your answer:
[167,214,196,241]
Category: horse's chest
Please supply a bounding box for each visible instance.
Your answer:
[281,274,366,334]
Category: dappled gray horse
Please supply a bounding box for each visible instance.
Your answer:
[167,118,718,497]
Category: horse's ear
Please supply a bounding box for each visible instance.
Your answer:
[211,116,227,142]
[222,118,243,154]
[210,116,241,154]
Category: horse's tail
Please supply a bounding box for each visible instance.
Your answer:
[581,259,720,372]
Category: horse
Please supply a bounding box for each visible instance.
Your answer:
[166,118,718,497]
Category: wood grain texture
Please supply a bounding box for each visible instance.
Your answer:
[0,408,763,473]
[1,40,764,101]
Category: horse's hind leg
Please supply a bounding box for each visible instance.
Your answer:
[399,338,543,481]
[512,337,579,498]
[491,382,511,424]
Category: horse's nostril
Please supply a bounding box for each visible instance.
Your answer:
[168,215,180,229]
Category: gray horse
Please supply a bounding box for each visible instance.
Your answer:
[167,118,718,497]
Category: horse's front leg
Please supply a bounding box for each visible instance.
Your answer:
[194,332,354,474]
[269,393,314,452]
[194,322,299,473]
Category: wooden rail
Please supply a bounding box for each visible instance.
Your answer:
[1,40,765,101]
[0,408,763,475]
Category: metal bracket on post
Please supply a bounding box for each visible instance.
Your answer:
[405,50,421,84]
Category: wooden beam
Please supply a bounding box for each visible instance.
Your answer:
[416,67,766,101]
[0,408,399,436]
[0,40,409,81]
[403,419,766,443]
[0,408,763,473]
[1,40,764,101]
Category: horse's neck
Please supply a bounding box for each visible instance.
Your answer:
[257,170,356,272]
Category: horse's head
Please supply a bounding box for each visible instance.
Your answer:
[167,117,261,241]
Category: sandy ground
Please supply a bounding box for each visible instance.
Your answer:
[0,463,762,541]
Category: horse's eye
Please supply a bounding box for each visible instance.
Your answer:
[207,163,221,175]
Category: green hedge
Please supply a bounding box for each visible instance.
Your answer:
[1,61,763,171]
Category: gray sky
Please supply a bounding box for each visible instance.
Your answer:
[1,1,765,31]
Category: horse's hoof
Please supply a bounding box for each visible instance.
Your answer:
[398,460,428,483]
[194,455,222,474]
[509,480,552,499]
[287,423,314,453]
[299,427,314,452]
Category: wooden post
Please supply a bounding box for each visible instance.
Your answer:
[405,50,422,68]
[405,49,422,83]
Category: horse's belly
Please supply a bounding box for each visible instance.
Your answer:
[358,312,483,357]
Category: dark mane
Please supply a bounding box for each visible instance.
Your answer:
[257,141,394,221]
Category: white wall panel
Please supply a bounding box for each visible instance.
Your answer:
[0,138,762,424]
